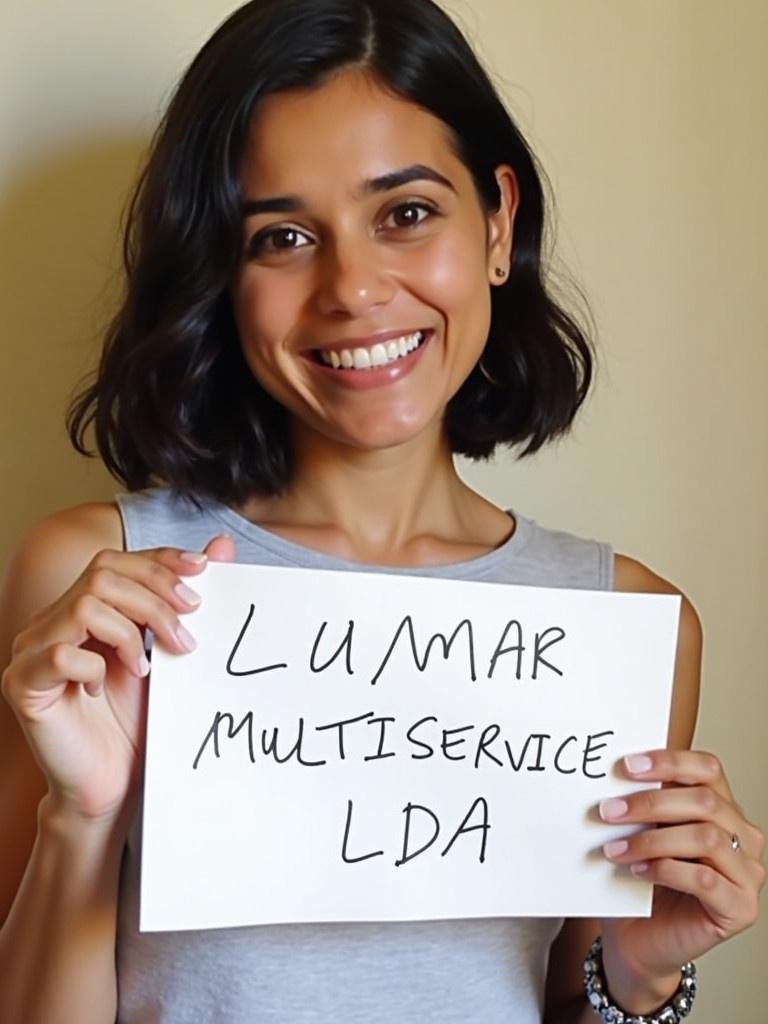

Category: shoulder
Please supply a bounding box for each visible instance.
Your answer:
[14,500,123,555]
[614,553,702,748]
[613,552,702,650]
[3,499,123,583]
[1,501,123,651]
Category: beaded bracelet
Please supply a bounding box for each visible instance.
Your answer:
[583,935,697,1024]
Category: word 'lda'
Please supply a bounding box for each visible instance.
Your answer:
[341,797,490,866]
[227,605,566,684]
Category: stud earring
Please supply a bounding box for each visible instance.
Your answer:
[494,267,506,279]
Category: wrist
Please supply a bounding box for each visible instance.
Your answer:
[601,939,681,1015]
[39,791,132,846]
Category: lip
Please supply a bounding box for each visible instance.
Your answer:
[302,327,429,355]
[302,329,433,390]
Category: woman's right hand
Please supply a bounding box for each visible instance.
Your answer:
[0,536,234,823]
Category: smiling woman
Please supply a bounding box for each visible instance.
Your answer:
[62,1,592,505]
[229,68,525,454]
[0,1,764,1024]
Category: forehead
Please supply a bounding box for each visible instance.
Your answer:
[239,69,462,192]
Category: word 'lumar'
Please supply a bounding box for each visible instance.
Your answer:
[226,604,567,685]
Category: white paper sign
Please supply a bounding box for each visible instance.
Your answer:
[140,563,680,932]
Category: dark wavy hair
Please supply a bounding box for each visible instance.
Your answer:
[67,0,595,505]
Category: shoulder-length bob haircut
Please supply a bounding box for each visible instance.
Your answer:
[68,0,594,506]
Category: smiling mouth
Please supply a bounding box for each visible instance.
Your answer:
[310,330,428,371]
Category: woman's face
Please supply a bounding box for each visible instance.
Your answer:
[230,68,516,454]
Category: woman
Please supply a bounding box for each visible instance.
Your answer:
[0,0,763,1021]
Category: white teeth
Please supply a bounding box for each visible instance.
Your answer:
[370,343,388,367]
[318,331,425,371]
[352,348,372,369]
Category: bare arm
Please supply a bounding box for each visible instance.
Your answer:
[543,553,703,1023]
[0,797,130,1024]
[0,503,218,1024]
[0,504,126,1024]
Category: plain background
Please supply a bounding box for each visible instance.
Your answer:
[1,0,765,1019]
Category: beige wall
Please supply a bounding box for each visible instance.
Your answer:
[2,1,765,1018]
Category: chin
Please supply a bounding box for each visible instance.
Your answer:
[334,417,440,453]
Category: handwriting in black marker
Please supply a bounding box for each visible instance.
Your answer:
[310,619,355,675]
[226,603,288,677]
[370,615,477,686]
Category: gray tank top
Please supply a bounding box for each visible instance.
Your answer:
[114,487,614,1024]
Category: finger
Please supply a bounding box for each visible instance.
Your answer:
[85,547,208,603]
[13,549,204,686]
[601,787,765,864]
[603,822,759,888]
[19,570,193,662]
[6,641,112,715]
[42,595,150,680]
[628,857,760,936]
[204,534,236,562]
[597,785,758,854]
[94,545,211,574]
[624,749,734,803]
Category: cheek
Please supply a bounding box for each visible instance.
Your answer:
[409,231,489,319]
[230,272,297,363]
[409,235,491,370]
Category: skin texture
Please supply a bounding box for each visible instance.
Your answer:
[0,67,763,1024]
[229,68,520,562]
[0,508,236,1024]
[232,69,510,452]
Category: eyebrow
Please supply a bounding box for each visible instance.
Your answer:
[241,164,457,217]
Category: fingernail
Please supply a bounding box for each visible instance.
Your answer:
[174,582,202,606]
[137,654,150,677]
[180,551,207,564]
[630,861,649,874]
[599,798,629,821]
[175,623,197,652]
[603,839,629,859]
[625,754,653,774]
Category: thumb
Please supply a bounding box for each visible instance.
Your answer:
[204,533,236,562]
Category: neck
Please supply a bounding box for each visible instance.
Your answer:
[240,421,504,562]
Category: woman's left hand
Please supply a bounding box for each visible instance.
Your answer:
[598,748,765,988]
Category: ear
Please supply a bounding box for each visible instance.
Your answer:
[486,164,519,286]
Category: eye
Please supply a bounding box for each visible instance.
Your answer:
[383,201,438,230]
[247,226,313,257]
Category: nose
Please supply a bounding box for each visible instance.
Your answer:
[314,234,395,318]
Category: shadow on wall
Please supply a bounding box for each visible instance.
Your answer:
[0,137,149,562]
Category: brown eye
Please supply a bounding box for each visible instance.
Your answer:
[386,202,437,229]
[248,226,312,257]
